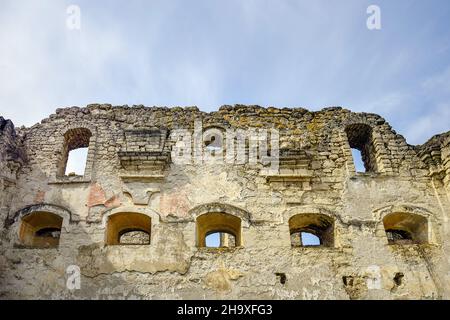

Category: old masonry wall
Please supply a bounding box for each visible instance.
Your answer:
[0,104,450,299]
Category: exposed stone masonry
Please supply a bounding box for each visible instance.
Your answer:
[0,104,449,299]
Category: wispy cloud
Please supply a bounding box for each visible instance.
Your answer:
[404,103,450,145]
[0,0,449,146]
[422,66,450,95]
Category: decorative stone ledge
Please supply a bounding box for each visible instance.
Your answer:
[118,151,170,181]
[260,149,313,183]
[119,173,166,182]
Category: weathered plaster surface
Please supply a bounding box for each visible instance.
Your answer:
[0,104,449,299]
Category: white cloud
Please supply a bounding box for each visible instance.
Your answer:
[362,92,407,115]
[422,66,450,94]
[0,0,449,146]
[404,103,450,145]
[0,1,128,126]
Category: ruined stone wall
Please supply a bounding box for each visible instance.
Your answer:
[0,104,449,299]
[0,117,26,240]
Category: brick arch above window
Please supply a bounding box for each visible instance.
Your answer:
[196,212,242,247]
[188,202,251,227]
[19,211,63,248]
[373,204,436,244]
[289,213,335,247]
[6,203,74,229]
[6,203,73,248]
[105,212,152,245]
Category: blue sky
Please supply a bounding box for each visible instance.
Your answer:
[1,0,450,145]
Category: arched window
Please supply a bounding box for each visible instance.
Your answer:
[58,128,92,176]
[383,212,428,245]
[19,212,63,248]
[345,124,376,173]
[106,212,151,245]
[289,214,334,247]
[196,212,241,248]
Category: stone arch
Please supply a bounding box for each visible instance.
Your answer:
[19,212,63,248]
[7,203,73,230]
[373,204,433,221]
[189,202,251,227]
[284,206,338,247]
[344,123,377,172]
[340,118,393,174]
[284,206,337,222]
[61,122,97,138]
[101,205,160,229]
[105,212,152,245]
[196,212,241,247]
[190,203,251,248]
[289,214,334,247]
[7,204,73,248]
[285,207,336,246]
[52,122,98,181]
[101,206,160,245]
[373,204,435,244]
[202,124,229,132]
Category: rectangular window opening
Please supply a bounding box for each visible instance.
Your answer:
[65,147,88,176]
[351,148,366,173]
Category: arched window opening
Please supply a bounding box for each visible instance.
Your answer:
[289,214,334,247]
[345,124,376,173]
[196,212,241,248]
[65,147,88,176]
[351,148,366,173]
[59,128,92,176]
[19,212,63,248]
[106,212,151,245]
[383,212,428,245]
[205,231,236,248]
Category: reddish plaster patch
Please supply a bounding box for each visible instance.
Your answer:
[105,195,121,208]
[34,190,45,203]
[159,190,190,217]
[87,183,107,207]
